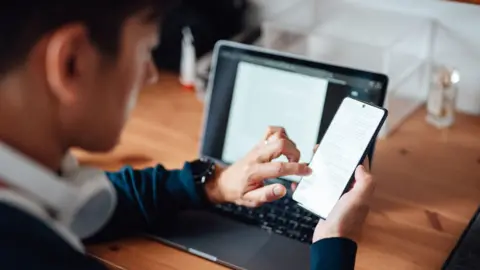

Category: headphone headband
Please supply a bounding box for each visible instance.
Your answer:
[0,142,117,238]
[0,143,79,214]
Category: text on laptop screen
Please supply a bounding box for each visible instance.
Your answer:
[202,47,385,182]
[222,62,327,181]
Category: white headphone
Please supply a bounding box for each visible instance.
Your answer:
[0,142,117,239]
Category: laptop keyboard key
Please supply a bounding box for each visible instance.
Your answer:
[211,197,317,244]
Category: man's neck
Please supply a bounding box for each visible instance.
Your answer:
[0,110,64,172]
[0,137,64,189]
[0,71,66,172]
[1,137,64,172]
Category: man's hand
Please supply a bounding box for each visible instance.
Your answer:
[312,160,375,243]
[205,127,312,207]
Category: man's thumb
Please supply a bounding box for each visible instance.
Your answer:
[244,184,287,203]
[354,165,375,196]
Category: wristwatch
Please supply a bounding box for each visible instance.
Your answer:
[189,157,217,204]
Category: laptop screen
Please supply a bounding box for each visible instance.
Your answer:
[201,42,387,181]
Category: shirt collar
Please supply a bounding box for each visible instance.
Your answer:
[0,142,84,252]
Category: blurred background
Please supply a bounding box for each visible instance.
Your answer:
[151,0,480,137]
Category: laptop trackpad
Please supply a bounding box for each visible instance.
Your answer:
[151,210,270,267]
[246,234,310,270]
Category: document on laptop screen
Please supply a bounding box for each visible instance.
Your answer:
[222,61,328,181]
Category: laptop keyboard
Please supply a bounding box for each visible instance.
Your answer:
[212,197,319,243]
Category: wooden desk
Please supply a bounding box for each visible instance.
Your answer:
[78,73,480,270]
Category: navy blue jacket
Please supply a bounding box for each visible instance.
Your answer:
[0,163,357,269]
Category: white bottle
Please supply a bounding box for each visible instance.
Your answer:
[426,67,460,128]
[180,27,196,90]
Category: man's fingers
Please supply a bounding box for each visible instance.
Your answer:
[243,184,287,204]
[239,200,262,208]
[265,131,286,145]
[263,127,297,151]
[256,137,300,163]
[291,182,298,191]
[352,165,375,198]
[263,126,287,141]
[249,162,311,182]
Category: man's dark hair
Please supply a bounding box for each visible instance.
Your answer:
[0,2,175,75]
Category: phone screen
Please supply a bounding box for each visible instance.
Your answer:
[293,97,387,219]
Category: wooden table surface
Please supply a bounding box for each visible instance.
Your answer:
[77,73,480,270]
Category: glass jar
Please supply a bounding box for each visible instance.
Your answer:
[426,67,459,128]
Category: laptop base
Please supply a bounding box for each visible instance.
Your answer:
[148,210,310,270]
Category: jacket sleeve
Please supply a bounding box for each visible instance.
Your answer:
[84,162,207,243]
[310,238,357,270]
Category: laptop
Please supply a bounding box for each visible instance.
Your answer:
[147,41,388,270]
[443,206,480,269]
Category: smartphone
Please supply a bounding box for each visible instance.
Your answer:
[292,97,388,219]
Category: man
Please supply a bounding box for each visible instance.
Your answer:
[0,2,374,270]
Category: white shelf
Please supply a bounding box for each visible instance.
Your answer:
[260,0,436,137]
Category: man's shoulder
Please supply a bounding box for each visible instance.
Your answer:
[0,202,106,270]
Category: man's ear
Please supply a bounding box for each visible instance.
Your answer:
[44,24,95,105]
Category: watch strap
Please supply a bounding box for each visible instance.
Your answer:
[190,158,216,205]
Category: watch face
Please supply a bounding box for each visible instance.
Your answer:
[191,159,215,179]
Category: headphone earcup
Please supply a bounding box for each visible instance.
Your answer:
[67,168,117,239]
[0,144,117,239]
